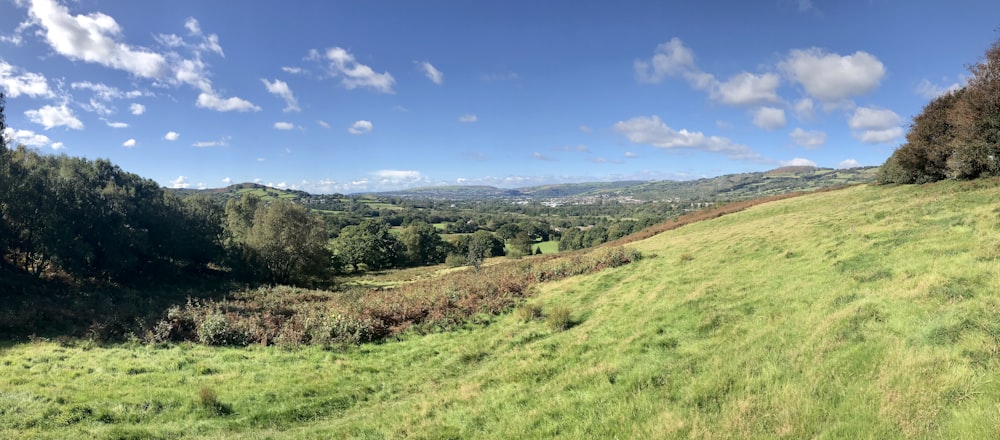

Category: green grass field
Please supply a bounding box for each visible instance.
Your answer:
[532,240,559,254]
[5,180,1000,438]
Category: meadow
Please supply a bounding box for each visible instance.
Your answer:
[4,179,1000,438]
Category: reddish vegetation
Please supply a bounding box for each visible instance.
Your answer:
[155,247,642,346]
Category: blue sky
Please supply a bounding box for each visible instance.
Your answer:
[0,0,997,193]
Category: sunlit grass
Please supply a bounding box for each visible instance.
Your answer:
[5,180,1000,438]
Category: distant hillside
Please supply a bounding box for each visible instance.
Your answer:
[379,167,879,202]
[616,166,879,202]
[169,167,879,206]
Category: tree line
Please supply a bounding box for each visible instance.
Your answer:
[878,35,1000,184]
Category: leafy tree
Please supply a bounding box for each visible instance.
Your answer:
[334,219,402,272]
[558,228,584,251]
[224,194,331,284]
[881,34,1000,182]
[496,223,521,241]
[245,199,331,284]
[508,231,535,256]
[398,222,447,266]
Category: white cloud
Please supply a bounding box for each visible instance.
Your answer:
[274,122,295,130]
[164,131,179,141]
[634,38,697,83]
[635,38,779,106]
[106,121,128,128]
[714,72,781,106]
[72,81,145,101]
[848,106,903,144]
[838,159,861,169]
[317,120,330,128]
[282,66,303,75]
[624,151,638,158]
[261,78,300,112]
[83,98,113,116]
[170,176,190,189]
[789,128,826,148]
[222,177,231,184]
[122,138,136,148]
[24,0,169,79]
[752,107,786,130]
[419,61,443,85]
[857,127,903,144]
[848,106,901,130]
[780,157,817,167]
[20,1,258,113]
[129,103,145,115]
[25,105,83,130]
[3,127,50,147]
[579,124,593,133]
[916,78,962,99]
[50,142,63,150]
[458,114,478,123]
[780,48,885,103]
[192,136,230,147]
[184,17,201,35]
[532,152,557,161]
[196,92,260,112]
[793,98,815,120]
[320,47,395,93]
[0,61,53,98]
[348,120,373,135]
[715,120,734,130]
[371,170,427,188]
[0,22,27,46]
[614,115,762,160]
[553,144,590,153]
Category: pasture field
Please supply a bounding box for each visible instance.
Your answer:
[4,180,1000,438]
[532,240,560,254]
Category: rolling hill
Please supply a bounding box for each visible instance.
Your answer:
[4,178,998,438]
[377,166,879,202]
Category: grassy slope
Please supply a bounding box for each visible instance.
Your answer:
[5,180,1000,438]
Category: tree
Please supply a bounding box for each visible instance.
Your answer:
[333,219,401,272]
[463,230,504,269]
[223,195,331,284]
[879,34,1000,183]
[558,228,584,251]
[398,222,447,266]
[508,231,535,256]
[245,199,331,284]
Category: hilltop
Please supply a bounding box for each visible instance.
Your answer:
[4,178,999,438]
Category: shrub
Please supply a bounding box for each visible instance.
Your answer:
[546,305,573,331]
[445,253,467,267]
[516,303,544,322]
[197,387,232,416]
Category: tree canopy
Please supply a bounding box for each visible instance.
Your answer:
[879,35,1000,184]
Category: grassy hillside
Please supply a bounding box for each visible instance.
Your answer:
[4,179,1000,438]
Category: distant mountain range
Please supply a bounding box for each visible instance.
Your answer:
[375,166,880,202]
[170,166,880,205]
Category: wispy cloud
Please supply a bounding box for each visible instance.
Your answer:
[348,120,373,135]
[418,61,443,85]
